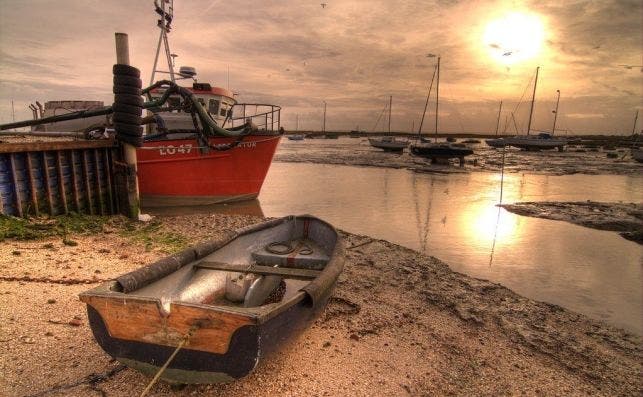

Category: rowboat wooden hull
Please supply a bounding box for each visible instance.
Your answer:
[80,215,343,384]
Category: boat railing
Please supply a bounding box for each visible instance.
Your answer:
[228,103,281,132]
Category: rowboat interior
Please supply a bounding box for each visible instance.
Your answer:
[83,216,340,321]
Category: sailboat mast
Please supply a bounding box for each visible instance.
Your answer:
[526,66,539,136]
[494,100,503,136]
[632,110,639,135]
[388,95,392,134]
[552,90,560,135]
[418,65,437,139]
[435,57,440,142]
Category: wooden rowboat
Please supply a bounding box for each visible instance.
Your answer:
[80,215,344,384]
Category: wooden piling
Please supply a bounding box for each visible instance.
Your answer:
[115,32,141,219]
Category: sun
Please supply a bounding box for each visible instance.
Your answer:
[483,12,545,65]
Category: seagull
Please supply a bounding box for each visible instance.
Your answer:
[502,51,513,56]
[321,3,326,8]
[489,43,501,49]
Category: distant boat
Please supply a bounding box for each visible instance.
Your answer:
[324,133,338,139]
[461,139,481,144]
[368,96,409,152]
[368,136,408,152]
[409,57,474,165]
[287,134,304,141]
[80,215,344,384]
[504,68,566,151]
[632,148,643,163]
[369,96,408,152]
[446,137,457,142]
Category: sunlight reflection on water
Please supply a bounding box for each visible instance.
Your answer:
[259,162,643,334]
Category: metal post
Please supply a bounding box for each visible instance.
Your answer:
[115,33,140,219]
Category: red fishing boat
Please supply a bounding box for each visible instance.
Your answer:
[137,0,282,206]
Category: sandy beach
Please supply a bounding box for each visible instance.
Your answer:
[1,212,640,396]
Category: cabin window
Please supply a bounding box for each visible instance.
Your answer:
[227,109,233,117]
[220,107,227,117]
[209,99,220,114]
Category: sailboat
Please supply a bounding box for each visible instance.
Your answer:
[409,57,473,165]
[485,101,508,148]
[503,67,567,151]
[369,96,408,152]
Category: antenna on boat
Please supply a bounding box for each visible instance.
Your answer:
[150,0,176,85]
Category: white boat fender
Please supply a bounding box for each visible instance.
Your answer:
[225,273,254,303]
[244,274,283,307]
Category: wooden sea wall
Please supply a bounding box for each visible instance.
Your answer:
[0,140,120,217]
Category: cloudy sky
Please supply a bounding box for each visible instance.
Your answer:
[0,0,641,134]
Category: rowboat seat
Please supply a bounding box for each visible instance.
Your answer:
[251,239,329,270]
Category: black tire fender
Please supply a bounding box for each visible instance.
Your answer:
[113,75,142,88]
[113,64,141,78]
[112,103,142,115]
[112,113,142,125]
[114,122,143,137]
[113,85,142,95]
[113,94,144,107]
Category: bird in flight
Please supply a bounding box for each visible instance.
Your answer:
[321,3,326,8]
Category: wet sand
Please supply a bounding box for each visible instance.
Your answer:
[1,214,640,396]
[501,201,643,244]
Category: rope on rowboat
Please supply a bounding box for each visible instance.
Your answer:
[136,135,282,150]
[265,240,313,256]
[139,324,200,397]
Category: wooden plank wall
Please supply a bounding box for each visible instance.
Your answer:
[0,141,122,217]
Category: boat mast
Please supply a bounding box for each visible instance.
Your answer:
[632,110,639,135]
[150,0,176,85]
[322,101,327,133]
[435,57,440,142]
[417,64,437,140]
[526,66,539,136]
[551,90,560,135]
[388,95,392,134]
[494,100,503,136]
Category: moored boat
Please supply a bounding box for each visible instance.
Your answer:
[368,136,408,152]
[80,215,344,384]
[632,148,643,163]
[504,68,567,151]
[287,134,305,141]
[409,56,474,165]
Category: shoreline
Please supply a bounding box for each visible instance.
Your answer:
[1,213,640,396]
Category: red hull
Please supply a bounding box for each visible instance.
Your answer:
[137,135,281,206]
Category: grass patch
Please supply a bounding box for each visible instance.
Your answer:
[1,214,188,253]
[0,213,110,241]
[118,218,188,253]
